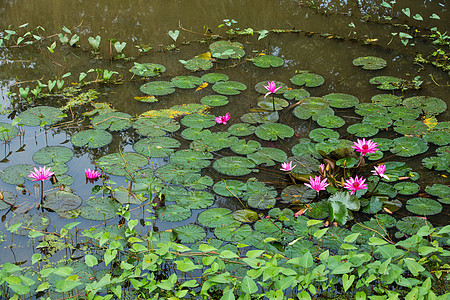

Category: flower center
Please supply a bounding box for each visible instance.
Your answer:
[353,182,359,188]
[362,145,368,150]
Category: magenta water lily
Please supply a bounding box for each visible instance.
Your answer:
[85,168,101,180]
[352,138,379,156]
[372,164,389,180]
[280,161,296,171]
[28,166,54,181]
[263,81,282,98]
[215,113,231,125]
[304,176,329,192]
[344,175,368,195]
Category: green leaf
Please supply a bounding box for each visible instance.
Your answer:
[255,123,294,141]
[252,55,284,68]
[342,274,356,292]
[290,72,325,87]
[140,81,176,96]
[406,198,442,216]
[85,255,98,267]
[213,156,255,176]
[212,81,247,95]
[71,129,112,148]
[241,276,258,294]
[130,63,166,77]
[403,258,425,276]
[171,75,203,89]
[352,56,387,70]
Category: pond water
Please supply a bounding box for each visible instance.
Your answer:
[0,0,448,276]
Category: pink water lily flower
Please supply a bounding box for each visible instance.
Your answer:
[318,164,325,174]
[344,175,368,195]
[372,164,389,180]
[351,138,379,156]
[280,161,296,171]
[28,166,54,181]
[304,176,329,192]
[263,81,282,98]
[215,113,231,125]
[85,168,101,180]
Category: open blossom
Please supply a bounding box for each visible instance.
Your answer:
[280,161,296,171]
[28,166,54,181]
[215,113,231,125]
[344,175,368,195]
[85,168,101,180]
[304,176,329,192]
[351,138,379,156]
[263,81,282,98]
[372,164,389,180]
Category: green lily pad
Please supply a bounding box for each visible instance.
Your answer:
[92,112,132,131]
[181,58,213,71]
[80,197,121,221]
[181,113,217,128]
[0,122,19,141]
[232,209,258,223]
[156,204,191,222]
[388,106,420,120]
[425,184,450,198]
[317,115,345,128]
[369,76,404,90]
[0,191,16,210]
[197,208,238,228]
[423,131,450,146]
[283,89,310,100]
[71,129,112,148]
[371,94,402,106]
[97,152,148,176]
[309,128,339,142]
[228,123,256,137]
[171,76,203,89]
[230,139,261,155]
[201,95,229,107]
[133,116,180,137]
[215,224,253,242]
[352,56,387,70]
[294,106,334,121]
[347,123,379,137]
[315,138,353,156]
[175,191,214,209]
[133,137,181,158]
[114,186,145,205]
[170,150,213,169]
[300,97,329,110]
[336,157,358,168]
[403,96,447,115]
[257,96,289,111]
[393,181,419,195]
[209,40,245,59]
[248,147,287,166]
[47,161,68,175]
[18,106,64,127]
[0,164,34,185]
[213,156,255,176]
[163,186,189,202]
[289,155,321,175]
[281,184,316,204]
[255,123,294,141]
[390,136,428,157]
[140,81,176,96]
[181,128,211,141]
[174,225,206,243]
[155,163,201,185]
[6,212,50,236]
[290,72,325,87]
[393,120,428,135]
[355,103,388,116]
[254,81,288,95]
[196,132,238,152]
[396,216,428,235]
[362,114,393,129]
[213,180,246,198]
[324,93,360,108]
[305,200,329,219]
[370,181,397,198]
[186,175,214,190]
[406,198,442,216]
[241,112,279,125]
[252,55,284,68]
[292,139,320,158]
[129,63,166,77]
[32,146,73,164]
[44,190,82,212]
[212,81,247,95]
[422,156,449,172]
[201,73,229,83]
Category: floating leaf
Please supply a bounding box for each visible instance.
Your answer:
[228,123,256,137]
[0,122,19,141]
[92,112,132,131]
[47,161,68,175]
[213,180,246,197]
[212,81,247,95]
[97,152,148,176]
[129,63,165,77]
[181,58,213,71]
[6,212,50,236]
[185,175,214,190]
[403,96,447,115]
[0,191,16,210]
[209,40,245,59]
[133,137,181,158]
[232,209,258,223]
[425,184,450,198]
[71,129,112,148]
[396,216,428,235]
[315,139,353,156]
[231,139,261,155]
[406,198,442,216]
[393,120,428,135]
[141,103,208,118]
[371,94,402,106]
[423,131,450,146]
[390,136,428,157]
[255,123,294,141]
[292,139,320,158]
[18,106,64,127]
[196,132,238,152]
[133,116,180,137]
[201,73,229,83]
[352,56,387,70]
[355,103,387,116]
[44,190,82,212]
[134,95,158,103]
[157,204,191,222]
[305,200,329,219]
[213,156,256,176]
[252,55,284,68]
[241,112,279,124]
[0,164,34,185]
[181,113,216,128]
[362,114,393,129]
[283,89,310,100]
[200,95,229,107]
[290,72,324,87]
[317,115,345,128]
[140,81,176,96]
[171,76,203,89]
[309,128,339,142]
[114,186,145,205]
[215,224,252,242]
[369,76,404,90]
[181,128,211,141]
[248,147,287,166]
[347,123,379,137]
[175,191,214,209]
[388,106,420,120]
[33,146,73,164]
[174,225,206,243]
[170,150,213,169]
[155,163,201,184]
[289,155,321,175]
[336,157,358,168]
[197,208,238,228]
[281,184,316,204]
[324,93,360,108]
[257,96,289,111]
[394,182,419,195]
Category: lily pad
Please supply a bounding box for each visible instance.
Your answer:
[197,208,238,228]
[241,112,279,124]
[231,139,261,155]
[425,184,450,198]
[294,106,334,121]
[248,147,287,166]
[281,184,316,204]
[133,137,181,158]
[390,136,428,157]
[324,93,359,108]
[371,94,402,107]
[362,114,393,129]
[283,89,310,100]
[292,139,320,158]
[156,204,191,222]
[18,106,64,127]
[181,113,217,128]
[201,95,229,107]
[0,122,19,141]
[369,76,404,90]
[317,115,345,128]
[181,128,211,141]
[44,190,82,212]
[394,182,419,195]
[6,212,50,236]
[403,96,447,115]
[175,191,214,209]
[290,72,325,87]
[92,112,132,131]
[305,200,329,219]
[0,164,34,185]
[252,55,284,68]
[0,191,16,210]
[97,152,148,176]
[201,73,229,83]
[186,175,214,190]
[47,161,68,175]
[393,120,428,135]
[423,131,450,146]
[406,198,442,216]
[129,63,166,77]
[255,123,294,141]
[257,97,289,111]
[352,56,387,70]
[212,81,247,95]
[71,129,112,148]
[33,146,73,164]
[133,116,180,137]
[213,156,255,176]
[300,97,329,110]
[336,157,358,168]
[388,106,420,120]
[228,123,256,137]
[197,132,238,152]
[171,76,203,89]
[174,225,206,243]
[213,180,246,198]
[80,197,120,221]
[155,163,201,184]
[140,81,176,96]
[209,40,245,59]
[181,58,213,71]
[396,216,428,235]
[347,123,379,137]
[355,103,387,116]
[170,150,213,169]
[232,209,259,223]
[315,139,353,156]
[215,224,253,242]
[309,128,339,142]
[289,155,321,175]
